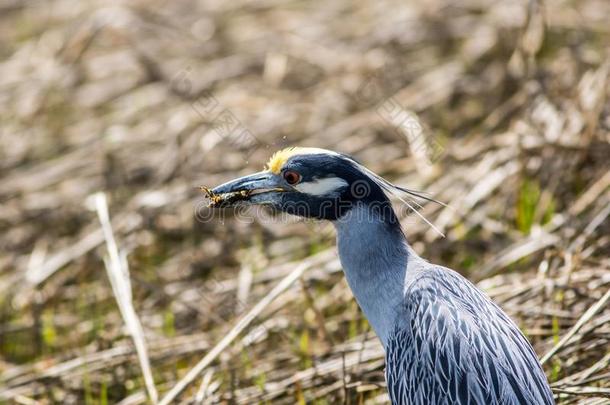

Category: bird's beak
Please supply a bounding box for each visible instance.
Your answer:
[204,171,289,207]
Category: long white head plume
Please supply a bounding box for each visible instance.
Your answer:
[340,154,446,237]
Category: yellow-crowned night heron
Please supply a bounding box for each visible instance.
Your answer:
[207,147,554,405]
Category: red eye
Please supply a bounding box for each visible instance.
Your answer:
[283,170,301,185]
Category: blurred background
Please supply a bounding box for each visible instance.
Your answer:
[1,0,609,403]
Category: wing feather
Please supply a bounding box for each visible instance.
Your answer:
[386,267,554,405]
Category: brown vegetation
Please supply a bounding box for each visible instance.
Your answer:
[0,0,609,403]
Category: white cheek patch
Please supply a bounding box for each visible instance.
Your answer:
[295,177,348,196]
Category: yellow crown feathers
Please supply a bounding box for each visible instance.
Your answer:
[265,147,331,174]
[265,147,298,174]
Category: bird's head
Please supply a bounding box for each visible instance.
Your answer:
[206,147,394,220]
[206,147,443,229]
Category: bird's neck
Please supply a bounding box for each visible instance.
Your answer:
[333,203,411,348]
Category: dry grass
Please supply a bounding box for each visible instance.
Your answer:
[1,0,609,404]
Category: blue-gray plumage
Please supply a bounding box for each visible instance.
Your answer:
[208,147,555,405]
